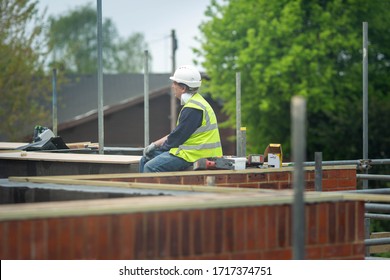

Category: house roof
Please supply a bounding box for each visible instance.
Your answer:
[58,73,171,124]
[58,86,171,131]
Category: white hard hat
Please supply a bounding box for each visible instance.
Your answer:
[169,65,202,88]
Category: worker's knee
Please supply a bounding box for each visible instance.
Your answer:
[143,162,154,173]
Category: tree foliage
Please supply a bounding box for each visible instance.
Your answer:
[197,0,390,161]
[47,3,149,74]
[0,0,52,141]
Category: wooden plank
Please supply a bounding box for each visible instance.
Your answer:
[370,232,390,254]
[66,142,92,149]
[0,151,141,164]
[0,190,342,222]
[0,142,27,149]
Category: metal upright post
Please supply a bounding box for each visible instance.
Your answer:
[291,96,306,260]
[362,21,370,257]
[52,68,58,136]
[236,72,242,156]
[97,0,104,154]
[362,22,369,189]
[144,50,150,147]
[315,152,322,191]
[239,127,246,157]
[170,29,177,130]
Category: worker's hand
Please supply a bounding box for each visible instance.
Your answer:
[143,142,157,159]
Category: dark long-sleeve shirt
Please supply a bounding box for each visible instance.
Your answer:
[160,107,203,151]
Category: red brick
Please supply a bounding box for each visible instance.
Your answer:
[305,246,323,259]
[155,212,168,259]
[72,217,85,259]
[144,212,156,259]
[226,174,248,184]
[202,209,215,255]
[279,182,292,189]
[305,171,313,181]
[324,170,339,179]
[135,177,159,183]
[356,202,365,241]
[0,222,6,259]
[237,183,260,188]
[317,203,328,244]
[323,244,352,259]
[322,179,339,191]
[169,211,181,258]
[208,253,232,260]
[215,175,228,185]
[328,203,337,244]
[338,177,357,188]
[263,249,292,260]
[259,182,278,190]
[266,206,277,249]
[306,204,318,245]
[4,221,19,259]
[269,172,290,182]
[191,209,203,256]
[58,218,73,259]
[47,218,60,259]
[131,213,144,259]
[346,202,356,242]
[96,216,111,260]
[119,213,136,260]
[214,208,224,254]
[231,251,263,260]
[246,207,257,250]
[337,203,347,243]
[339,169,355,178]
[181,211,191,257]
[19,220,32,259]
[234,207,246,252]
[108,215,122,259]
[305,181,315,191]
[256,206,267,250]
[84,216,100,259]
[352,243,365,259]
[247,173,267,182]
[223,208,235,253]
[182,175,205,185]
[277,205,289,247]
[159,176,182,185]
[31,219,48,259]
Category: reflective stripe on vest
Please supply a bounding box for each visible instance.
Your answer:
[169,93,223,162]
[188,99,218,134]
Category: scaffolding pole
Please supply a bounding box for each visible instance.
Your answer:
[362,22,369,189]
[291,96,306,260]
[362,21,370,256]
[144,50,150,147]
[236,72,242,156]
[51,69,58,136]
[97,0,104,154]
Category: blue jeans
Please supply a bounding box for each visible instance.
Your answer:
[139,149,193,173]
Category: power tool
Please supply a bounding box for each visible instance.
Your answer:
[193,157,247,171]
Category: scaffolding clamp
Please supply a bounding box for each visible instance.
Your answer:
[358,159,372,172]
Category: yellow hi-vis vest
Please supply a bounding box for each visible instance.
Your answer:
[169,93,223,162]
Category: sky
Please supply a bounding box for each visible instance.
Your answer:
[38,0,211,73]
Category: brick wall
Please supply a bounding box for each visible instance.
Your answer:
[92,167,357,191]
[0,200,364,260]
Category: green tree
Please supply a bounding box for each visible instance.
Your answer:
[47,3,149,74]
[0,0,52,141]
[197,0,390,161]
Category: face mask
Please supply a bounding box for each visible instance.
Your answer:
[181,93,193,105]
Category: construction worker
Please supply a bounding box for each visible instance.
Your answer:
[140,65,223,172]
